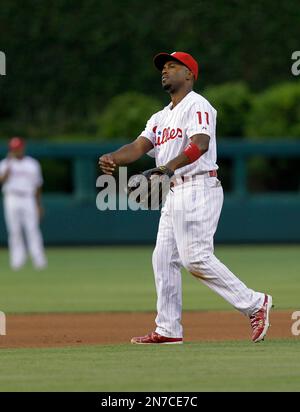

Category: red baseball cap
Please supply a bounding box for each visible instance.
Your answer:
[153,51,199,80]
[9,137,25,151]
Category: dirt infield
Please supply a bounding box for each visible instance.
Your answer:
[0,310,296,349]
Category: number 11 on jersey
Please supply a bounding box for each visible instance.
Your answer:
[197,111,209,125]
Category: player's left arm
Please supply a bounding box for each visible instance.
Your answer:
[35,186,44,220]
[164,133,210,171]
[35,161,44,220]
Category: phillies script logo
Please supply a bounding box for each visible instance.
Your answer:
[153,126,183,146]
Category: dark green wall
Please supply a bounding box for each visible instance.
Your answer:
[0,141,299,245]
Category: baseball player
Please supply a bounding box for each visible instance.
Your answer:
[99,51,273,344]
[0,137,47,270]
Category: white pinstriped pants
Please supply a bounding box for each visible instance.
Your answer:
[3,194,47,270]
[152,175,265,338]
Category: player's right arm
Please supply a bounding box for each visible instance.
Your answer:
[0,159,10,184]
[99,136,154,175]
[0,170,10,184]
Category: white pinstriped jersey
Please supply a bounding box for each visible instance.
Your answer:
[0,156,43,196]
[141,90,218,176]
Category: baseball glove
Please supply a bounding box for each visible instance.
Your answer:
[127,166,174,209]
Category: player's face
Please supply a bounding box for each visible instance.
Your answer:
[10,147,25,159]
[161,60,191,92]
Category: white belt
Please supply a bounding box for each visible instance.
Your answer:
[171,170,218,188]
[5,190,33,197]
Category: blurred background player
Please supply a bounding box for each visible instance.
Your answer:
[0,137,47,270]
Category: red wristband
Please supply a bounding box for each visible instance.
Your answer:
[183,143,203,163]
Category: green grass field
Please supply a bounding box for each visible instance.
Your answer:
[0,245,299,313]
[0,245,299,392]
[0,340,299,392]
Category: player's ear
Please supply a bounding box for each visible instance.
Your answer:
[185,68,193,81]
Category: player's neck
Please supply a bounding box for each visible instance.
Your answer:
[169,87,193,109]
